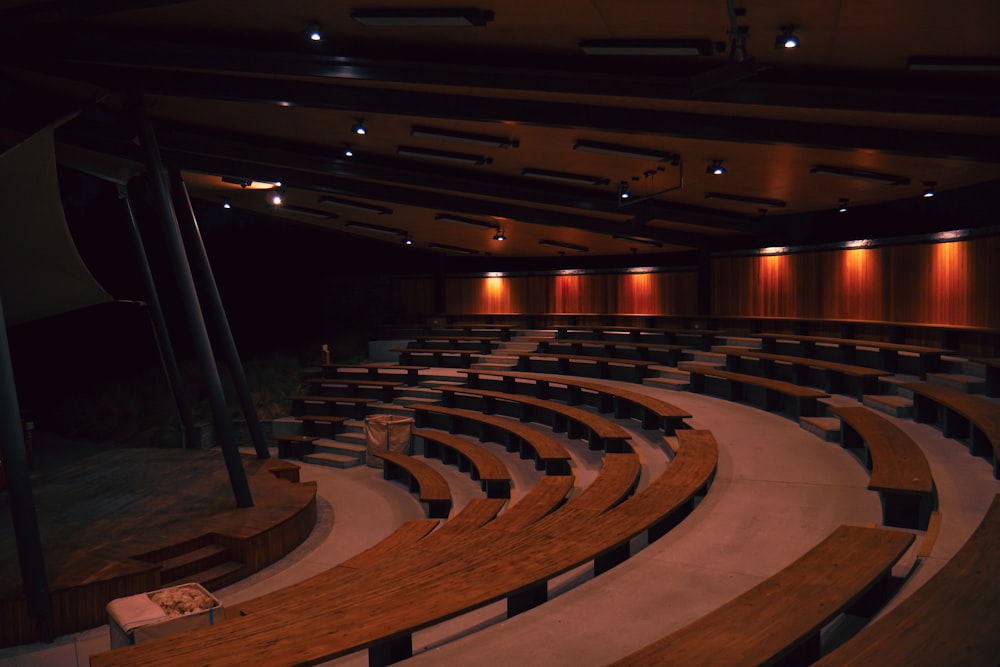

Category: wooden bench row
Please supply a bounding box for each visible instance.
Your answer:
[713,345,891,401]
[610,524,915,666]
[90,429,719,667]
[459,369,691,433]
[426,383,634,452]
[832,406,936,530]
[682,363,829,420]
[899,381,1000,478]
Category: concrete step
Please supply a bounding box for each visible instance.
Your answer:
[863,394,913,418]
[643,376,688,391]
[303,451,364,468]
[927,373,986,394]
[799,416,841,442]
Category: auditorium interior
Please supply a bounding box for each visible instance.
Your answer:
[0,1,999,666]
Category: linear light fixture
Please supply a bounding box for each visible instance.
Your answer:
[428,242,479,254]
[810,165,911,185]
[579,39,713,56]
[907,56,1000,72]
[344,221,406,236]
[397,145,492,165]
[411,125,517,148]
[318,196,393,215]
[434,214,498,229]
[573,140,678,162]
[705,192,787,207]
[280,205,339,219]
[539,239,589,253]
[350,8,494,26]
[522,168,609,186]
[612,234,663,248]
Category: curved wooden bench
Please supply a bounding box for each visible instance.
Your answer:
[530,338,683,365]
[682,364,829,419]
[713,345,891,400]
[303,377,402,402]
[89,430,720,667]
[813,494,1000,667]
[458,369,691,433]
[831,406,935,529]
[414,428,513,498]
[608,525,915,666]
[755,332,949,378]
[410,404,573,475]
[374,450,453,519]
[322,363,428,386]
[427,384,633,452]
[899,381,1000,478]
[514,351,658,382]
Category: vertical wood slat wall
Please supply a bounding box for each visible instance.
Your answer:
[387,237,998,329]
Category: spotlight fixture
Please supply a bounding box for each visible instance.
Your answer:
[352,119,367,136]
[411,125,517,148]
[923,181,937,198]
[579,39,713,56]
[707,160,725,175]
[427,242,479,254]
[573,140,677,162]
[434,213,498,229]
[350,8,494,27]
[493,228,506,241]
[838,198,849,213]
[403,234,414,245]
[318,196,392,215]
[305,21,323,42]
[705,192,786,207]
[810,165,910,185]
[344,221,406,236]
[775,24,799,49]
[612,234,663,248]
[522,168,609,186]
[618,182,631,201]
[539,239,589,253]
[268,189,285,206]
[222,199,232,209]
[397,146,491,165]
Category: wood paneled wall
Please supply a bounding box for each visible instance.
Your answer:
[712,237,1000,329]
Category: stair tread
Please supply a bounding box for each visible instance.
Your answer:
[157,544,229,571]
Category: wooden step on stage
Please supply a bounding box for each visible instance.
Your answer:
[0,447,316,648]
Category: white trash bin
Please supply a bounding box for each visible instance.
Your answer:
[364,414,414,468]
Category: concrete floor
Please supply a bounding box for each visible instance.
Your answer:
[1,374,998,667]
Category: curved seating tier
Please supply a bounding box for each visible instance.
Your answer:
[90,430,719,667]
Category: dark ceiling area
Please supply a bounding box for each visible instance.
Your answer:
[1,0,999,265]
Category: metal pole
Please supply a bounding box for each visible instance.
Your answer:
[118,184,200,449]
[0,296,52,641]
[169,172,270,459]
[132,100,253,508]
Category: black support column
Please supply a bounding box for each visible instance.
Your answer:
[118,184,200,449]
[133,101,253,508]
[0,296,52,641]
[170,172,270,460]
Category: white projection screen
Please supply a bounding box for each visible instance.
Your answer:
[0,128,113,326]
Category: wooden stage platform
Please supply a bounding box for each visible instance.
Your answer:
[0,447,316,648]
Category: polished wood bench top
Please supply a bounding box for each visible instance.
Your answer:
[713,346,892,378]
[609,524,915,666]
[682,365,829,398]
[814,494,1000,667]
[831,406,934,495]
[90,430,719,667]
[428,383,634,444]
